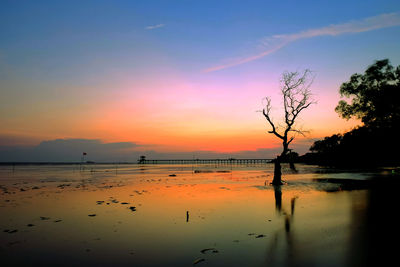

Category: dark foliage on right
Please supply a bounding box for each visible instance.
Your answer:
[301,59,400,167]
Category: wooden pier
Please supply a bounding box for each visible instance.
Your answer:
[137,158,273,164]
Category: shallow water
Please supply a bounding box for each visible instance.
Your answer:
[0,163,398,266]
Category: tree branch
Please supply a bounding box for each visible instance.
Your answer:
[262,98,284,140]
[262,69,315,156]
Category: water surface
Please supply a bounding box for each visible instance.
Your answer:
[0,163,397,266]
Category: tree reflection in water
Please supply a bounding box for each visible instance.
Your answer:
[266,185,299,266]
[266,176,400,267]
[346,176,400,267]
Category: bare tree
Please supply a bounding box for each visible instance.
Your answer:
[262,70,315,185]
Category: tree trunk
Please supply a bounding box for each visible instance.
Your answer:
[282,140,289,158]
[273,185,282,212]
[272,156,283,185]
[271,140,288,185]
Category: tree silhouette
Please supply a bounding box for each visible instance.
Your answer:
[304,59,400,167]
[335,59,400,128]
[262,70,315,184]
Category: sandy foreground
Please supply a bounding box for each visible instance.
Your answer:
[0,163,398,266]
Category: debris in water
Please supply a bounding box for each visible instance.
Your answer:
[88,214,96,217]
[194,170,213,173]
[169,174,177,177]
[57,184,71,189]
[27,224,35,227]
[193,258,205,265]
[255,234,265,238]
[200,248,218,254]
[129,206,136,211]
[40,217,50,220]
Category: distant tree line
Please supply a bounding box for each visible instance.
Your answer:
[300,59,400,167]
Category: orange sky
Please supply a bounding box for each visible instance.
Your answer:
[0,74,359,153]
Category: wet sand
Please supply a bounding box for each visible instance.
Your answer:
[0,163,399,266]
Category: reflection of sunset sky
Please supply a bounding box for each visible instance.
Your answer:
[1,1,399,157]
[0,164,363,266]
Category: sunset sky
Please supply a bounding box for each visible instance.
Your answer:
[1,0,400,161]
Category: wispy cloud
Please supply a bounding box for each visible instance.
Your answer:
[145,23,165,30]
[204,12,400,72]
